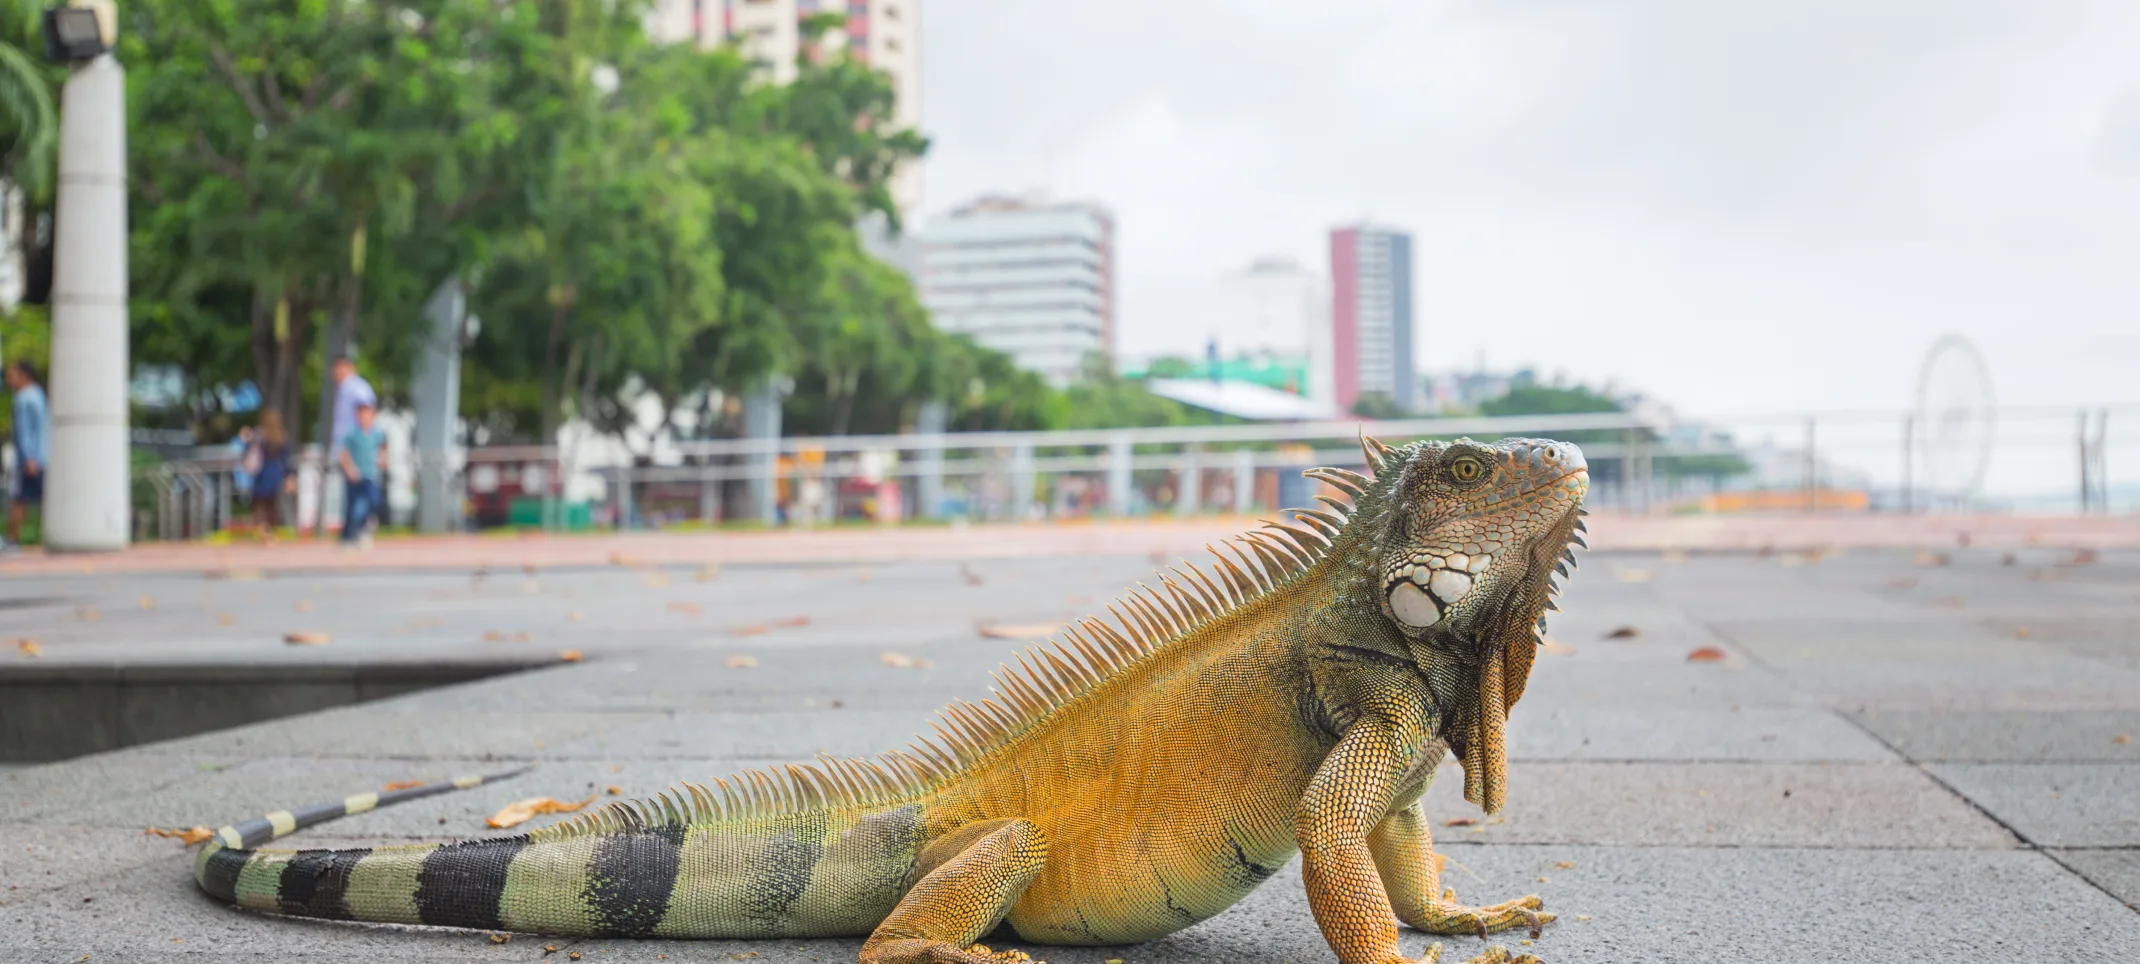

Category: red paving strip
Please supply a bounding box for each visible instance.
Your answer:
[1,513,2133,576]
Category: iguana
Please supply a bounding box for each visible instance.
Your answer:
[195,435,1589,964]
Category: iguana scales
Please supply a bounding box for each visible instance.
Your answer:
[195,436,1589,964]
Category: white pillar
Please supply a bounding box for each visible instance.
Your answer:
[411,279,463,533]
[44,53,128,552]
[1010,443,1035,521]
[1108,435,1133,517]
[1232,448,1255,514]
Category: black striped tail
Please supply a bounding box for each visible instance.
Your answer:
[195,767,528,904]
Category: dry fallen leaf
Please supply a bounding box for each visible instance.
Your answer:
[731,624,769,637]
[382,780,424,791]
[771,615,810,628]
[667,601,704,615]
[2012,627,2032,639]
[1914,550,1950,567]
[1933,596,1966,609]
[488,933,511,944]
[293,600,313,612]
[145,826,215,846]
[1612,568,1652,584]
[139,596,155,610]
[1555,861,1576,869]
[1603,626,1640,640]
[1537,637,1576,656]
[959,563,985,586]
[558,650,584,663]
[1443,817,1477,827]
[77,605,100,621]
[978,623,1060,640]
[643,573,672,588]
[695,564,722,583]
[16,639,40,657]
[1686,647,1727,663]
[2114,734,2132,745]
[606,785,623,795]
[483,630,532,642]
[283,631,332,646]
[881,651,933,669]
[216,613,235,626]
[724,654,761,669]
[2072,548,2100,565]
[486,795,597,829]
[567,611,585,622]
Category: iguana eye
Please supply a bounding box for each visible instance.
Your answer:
[1450,457,1485,484]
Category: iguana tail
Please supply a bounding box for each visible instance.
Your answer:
[193,768,538,929]
[193,767,928,938]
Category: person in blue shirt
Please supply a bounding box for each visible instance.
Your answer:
[5,360,46,549]
[228,425,255,494]
[337,402,386,546]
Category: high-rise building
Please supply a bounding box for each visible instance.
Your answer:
[645,0,923,213]
[1210,256,1333,405]
[1328,223,1415,412]
[920,195,1116,386]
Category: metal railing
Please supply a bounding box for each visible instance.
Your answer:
[102,402,2140,539]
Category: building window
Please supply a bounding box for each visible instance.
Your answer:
[884,4,900,19]
[884,36,900,52]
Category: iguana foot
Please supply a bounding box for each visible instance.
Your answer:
[861,938,1041,964]
[1404,887,1553,938]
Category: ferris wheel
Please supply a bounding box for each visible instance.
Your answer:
[1911,335,1996,509]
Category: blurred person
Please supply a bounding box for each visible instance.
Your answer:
[4,360,45,550]
[322,356,376,535]
[229,425,256,495]
[248,410,296,541]
[338,402,385,548]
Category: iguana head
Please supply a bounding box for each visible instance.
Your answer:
[1374,437,1588,814]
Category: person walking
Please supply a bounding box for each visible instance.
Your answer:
[4,361,46,550]
[248,410,296,541]
[337,402,386,548]
[322,356,376,537]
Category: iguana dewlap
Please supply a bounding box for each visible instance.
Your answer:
[195,436,1589,964]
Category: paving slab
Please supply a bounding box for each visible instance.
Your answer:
[2053,849,2140,910]
[1511,702,1894,762]
[1853,709,2140,762]
[1418,760,2016,849]
[1928,763,2140,847]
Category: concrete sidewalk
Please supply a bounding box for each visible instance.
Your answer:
[3,546,2138,962]
[4,512,2138,579]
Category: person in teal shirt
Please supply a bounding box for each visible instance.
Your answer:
[5,361,46,549]
[337,402,386,546]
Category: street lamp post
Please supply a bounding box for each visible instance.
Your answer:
[41,4,129,552]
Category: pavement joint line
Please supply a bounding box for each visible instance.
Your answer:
[1704,611,2137,904]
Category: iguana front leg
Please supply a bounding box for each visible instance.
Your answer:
[1370,802,1550,937]
[859,819,1049,964]
[1298,720,1538,964]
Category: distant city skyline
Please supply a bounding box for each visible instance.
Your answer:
[915,0,2140,427]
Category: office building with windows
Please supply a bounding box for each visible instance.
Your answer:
[1328,223,1415,412]
[920,195,1117,385]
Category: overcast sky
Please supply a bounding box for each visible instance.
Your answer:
[919,0,2139,437]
